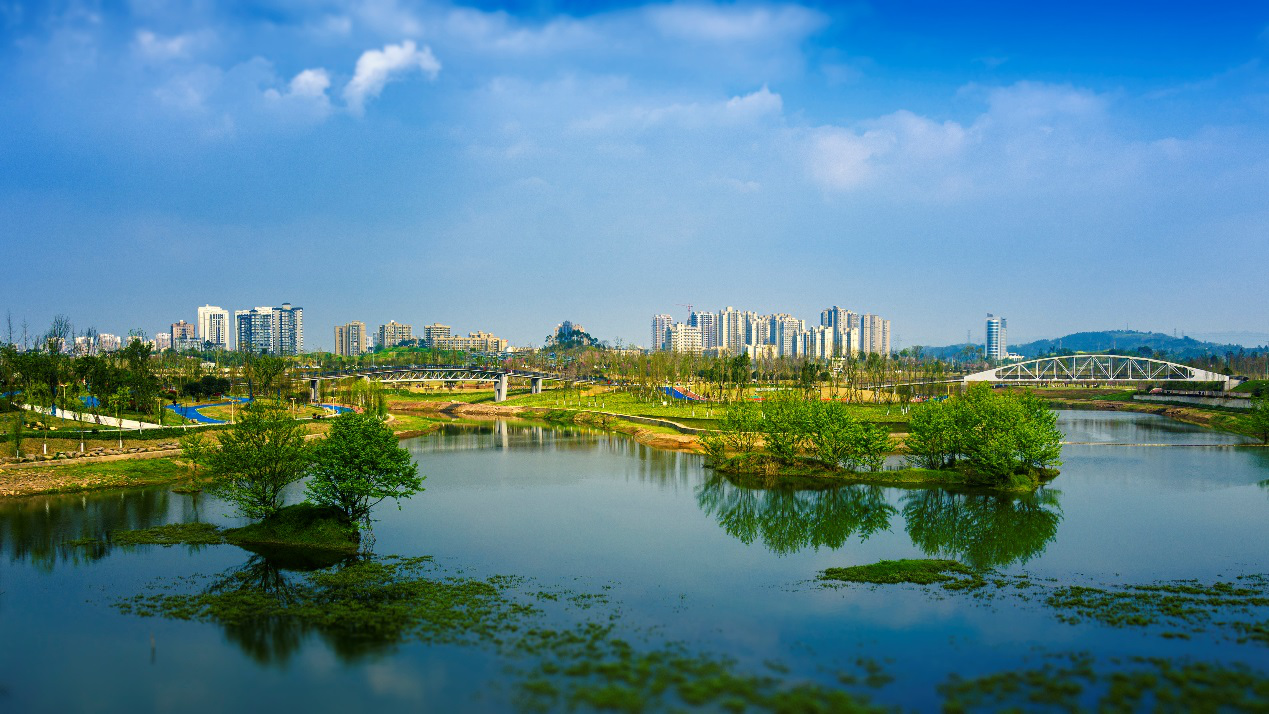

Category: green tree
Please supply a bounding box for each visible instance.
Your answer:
[804,400,860,468]
[720,400,761,455]
[209,401,311,519]
[27,381,52,455]
[9,410,23,457]
[904,400,958,470]
[305,412,422,525]
[109,386,130,449]
[847,422,893,473]
[179,431,213,482]
[1248,393,1269,444]
[760,393,810,462]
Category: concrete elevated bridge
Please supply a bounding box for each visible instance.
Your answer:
[299,364,591,402]
[962,355,1234,388]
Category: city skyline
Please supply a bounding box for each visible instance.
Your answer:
[2,3,1267,347]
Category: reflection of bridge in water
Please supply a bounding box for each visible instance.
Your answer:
[882,355,1235,390]
[299,365,594,402]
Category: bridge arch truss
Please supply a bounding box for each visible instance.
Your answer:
[963,355,1228,386]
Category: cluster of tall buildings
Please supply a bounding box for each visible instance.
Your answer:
[154,303,305,355]
[332,319,508,357]
[650,306,891,359]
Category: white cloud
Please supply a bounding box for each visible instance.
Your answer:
[264,68,333,121]
[349,0,424,37]
[444,9,598,54]
[572,85,784,133]
[133,29,212,61]
[726,85,782,117]
[804,83,1118,195]
[645,4,827,43]
[288,68,331,98]
[343,40,440,115]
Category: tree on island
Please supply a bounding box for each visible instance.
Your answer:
[1249,393,1269,445]
[179,431,212,482]
[209,400,311,519]
[305,412,423,526]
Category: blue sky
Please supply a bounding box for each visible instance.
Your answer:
[2,1,1267,350]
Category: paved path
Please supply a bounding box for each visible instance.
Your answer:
[23,404,165,430]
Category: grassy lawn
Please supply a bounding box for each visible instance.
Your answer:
[387,412,448,434]
[1008,386,1138,402]
[502,388,914,427]
[0,457,191,496]
[1232,379,1269,396]
[386,387,536,405]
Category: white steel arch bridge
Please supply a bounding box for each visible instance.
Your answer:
[963,355,1232,387]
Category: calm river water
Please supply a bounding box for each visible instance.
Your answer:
[1,411,1267,712]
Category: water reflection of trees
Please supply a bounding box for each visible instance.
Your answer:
[199,552,403,665]
[696,476,896,555]
[696,476,1063,567]
[0,488,203,570]
[901,489,1062,569]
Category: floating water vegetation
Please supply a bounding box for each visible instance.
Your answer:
[114,555,540,663]
[1044,575,1269,638]
[820,559,982,587]
[70,504,361,554]
[939,653,1269,713]
[821,560,1269,646]
[512,622,887,714]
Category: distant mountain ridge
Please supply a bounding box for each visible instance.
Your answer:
[920,330,1268,361]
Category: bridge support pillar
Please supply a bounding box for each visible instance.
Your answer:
[309,379,319,403]
[494,374,508,402]
[531,377,543,395]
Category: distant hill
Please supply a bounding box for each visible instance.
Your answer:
[918,330,1268,362]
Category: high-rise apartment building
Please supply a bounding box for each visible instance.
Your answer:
[748,315,772,347]
[196,305,231,350]
[155,333,172,351]
[821,306,863,357]
[651,314,674,351]
[235,307,274,354]
[689,311,719,350]
[272,303,303,356]
[421,323,452,348]
[667,323,703,353]
[378,320,413,348]
[717,307,752,352]
[986,314,1007,360]
[860,314,891,356]
[233,303,303,355]
[771,314,805,357]
[334,321,367,357]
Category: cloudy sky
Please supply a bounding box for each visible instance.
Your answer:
[2,1,1267,350]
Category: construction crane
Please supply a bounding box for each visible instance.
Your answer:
[676,303,694,320]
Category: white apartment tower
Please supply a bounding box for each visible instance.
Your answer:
[986,314,1007,360]
[197,305,231,350]
[718,307,752,352]
[668,323,703,353]
[235,303,303,355]
[272,303,303,356]
[651,314,674,351]
[860,314,891,356]
[689,311,719,350]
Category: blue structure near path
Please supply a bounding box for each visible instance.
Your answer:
[321,404,353,414]
[165,397,254,425]
[658,386,704,402]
